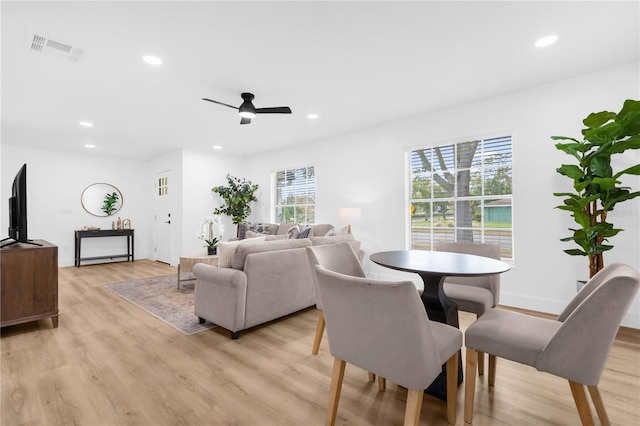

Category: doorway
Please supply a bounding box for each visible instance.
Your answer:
[154,171,172,264]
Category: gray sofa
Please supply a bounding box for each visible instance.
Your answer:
[193,233,361,339]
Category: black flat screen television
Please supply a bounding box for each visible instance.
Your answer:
[2,164,40,248]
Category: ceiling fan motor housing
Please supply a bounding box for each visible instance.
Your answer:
[239,92,256,118]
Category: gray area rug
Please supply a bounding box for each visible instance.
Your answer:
[104,274,215,335]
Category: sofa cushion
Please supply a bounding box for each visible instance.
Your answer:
[310,224,335,237]
[276,223,299,235]
[309,234,355,245]
[231,238,312,270]
[246,230,274,239]
[217,236,267,268]
[265,234,289,241]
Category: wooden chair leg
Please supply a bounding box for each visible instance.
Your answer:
[477,351,485,376]
[569,381,595,426]
[446,352,459,424]
[404,389,424,426]
[368,372,376,382]
[464,349,478,424]
[476,314,485,376]
[488,354,497,386]
[312,310,325,355]
[326,358,346,426]
[378,376,386,392]
[587,385,610,426]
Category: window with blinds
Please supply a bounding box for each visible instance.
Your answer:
[274,166,315,223]
[409,136,513,260]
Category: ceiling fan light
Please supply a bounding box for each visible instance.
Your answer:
[239,110,256,119]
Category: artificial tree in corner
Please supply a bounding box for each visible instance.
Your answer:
[553,99,640,279]
[212,174,259,224]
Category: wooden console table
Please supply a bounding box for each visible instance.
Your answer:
[1,240,59,328]
[74,229,134,267]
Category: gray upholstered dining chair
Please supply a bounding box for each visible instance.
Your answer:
[306,243,386,386]
[314,265,463,425]
[306,242,366,355]
[436,241,501,378]
[463,263,640,425]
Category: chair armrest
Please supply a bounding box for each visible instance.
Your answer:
[192,263,248,332]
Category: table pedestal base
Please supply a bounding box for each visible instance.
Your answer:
[419,272,464,401]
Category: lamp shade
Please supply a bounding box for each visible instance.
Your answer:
[338,208,362,233]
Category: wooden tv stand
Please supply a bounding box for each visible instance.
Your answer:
[1,240,59,328]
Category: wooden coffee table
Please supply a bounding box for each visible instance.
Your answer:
[177,254,219,289]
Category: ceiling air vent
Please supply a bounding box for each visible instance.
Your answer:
[28,33,86,63]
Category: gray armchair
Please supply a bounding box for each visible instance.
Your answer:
[437,241,501,378]
[463,263,640,425]
[315,265,462,425]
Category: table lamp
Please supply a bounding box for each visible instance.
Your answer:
[338,207,362,235]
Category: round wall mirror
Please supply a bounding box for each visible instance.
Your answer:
[81,183,123,217]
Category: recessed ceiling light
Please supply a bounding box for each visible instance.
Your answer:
[307,114,319,120]
[213,145,222,150]
[84,144,96,149]
[142,55,162,65]
[79,121,93,127]
[535,35,558,48]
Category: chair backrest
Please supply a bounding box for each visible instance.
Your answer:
[306,243,365,309]
[536,263,640,385]
[314,265,449,390]
[436,241,502,306]
[556,262,629,322]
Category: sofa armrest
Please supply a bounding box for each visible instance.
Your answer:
[193,263,248,332]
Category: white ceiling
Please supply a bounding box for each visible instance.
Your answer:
[2,1,639,160]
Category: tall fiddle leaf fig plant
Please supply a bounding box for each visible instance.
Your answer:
[212,175,259,224]
[553,99,640,278]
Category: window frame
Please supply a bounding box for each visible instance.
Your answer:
[406,134,514,261]
[271,165,316,224]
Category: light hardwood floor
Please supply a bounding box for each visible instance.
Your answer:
[1,259,639,425]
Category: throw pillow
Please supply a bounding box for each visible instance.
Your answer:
[297,225,312,239]
[217,236,267,268]
[335,226,349,236]
[247,223,272,234]
[236,222,249,240]
[287,225,300,239]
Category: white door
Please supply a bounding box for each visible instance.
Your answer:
[154,171,173,264]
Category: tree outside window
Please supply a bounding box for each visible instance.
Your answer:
[409,136,513,259]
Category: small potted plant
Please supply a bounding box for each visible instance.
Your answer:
[212,175,259,224]
[198,215,225,255]
[553,99,640,281]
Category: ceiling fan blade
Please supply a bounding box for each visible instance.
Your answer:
[202,98,239,110]
[240,117,252,125]
[255,106,292,114]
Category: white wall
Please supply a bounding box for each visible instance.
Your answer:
[1,145,152,266]
[2,62,638,327]
[243,62,640,327]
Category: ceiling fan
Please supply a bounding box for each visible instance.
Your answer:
[202,92,292,125]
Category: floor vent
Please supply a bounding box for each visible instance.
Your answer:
[28,33,86,63]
